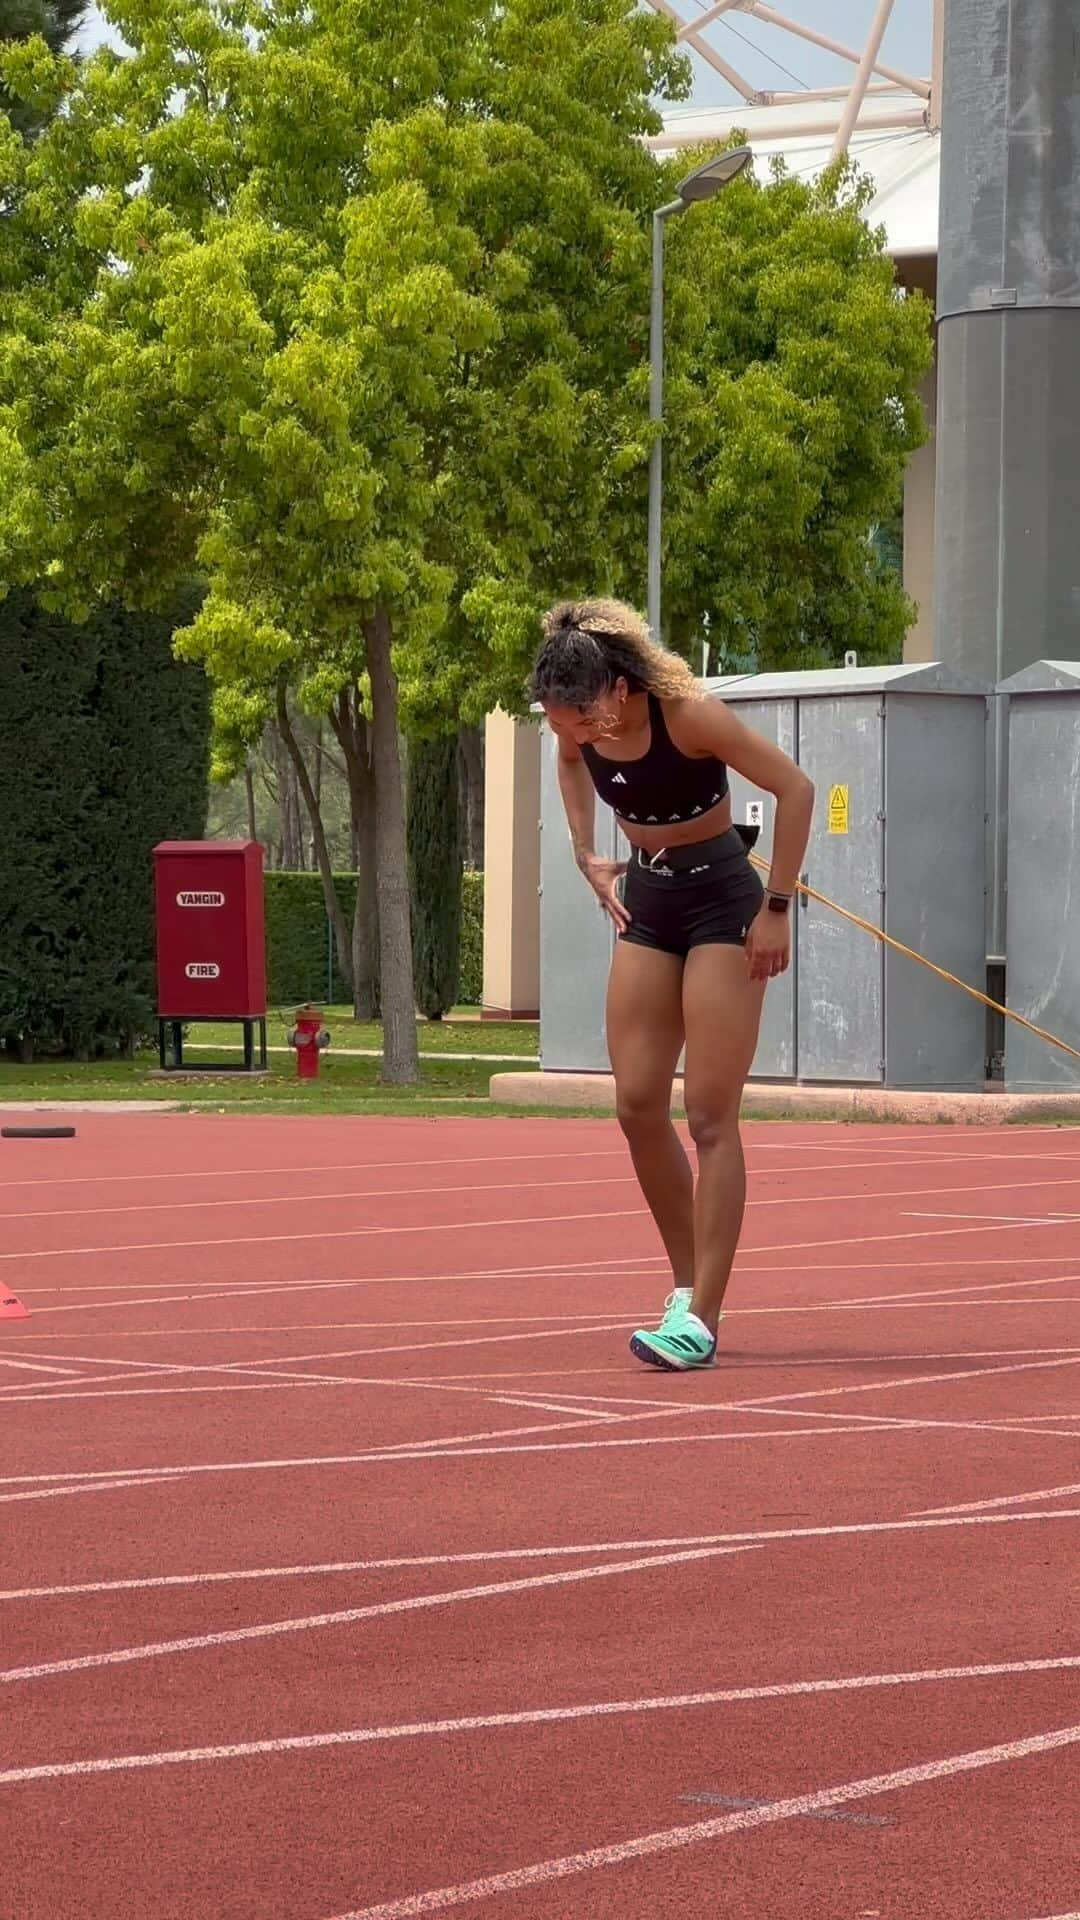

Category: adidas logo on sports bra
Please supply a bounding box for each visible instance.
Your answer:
[611,772,627,785]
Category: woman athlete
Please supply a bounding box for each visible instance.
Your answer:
[532,599,814,1371]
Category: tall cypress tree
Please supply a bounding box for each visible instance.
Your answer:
[406,734,463,1022]
[0,590,210,1059]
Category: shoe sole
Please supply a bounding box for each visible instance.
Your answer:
[629,1333,715,1371]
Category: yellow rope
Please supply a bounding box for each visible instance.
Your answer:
[749,852,1080,1068]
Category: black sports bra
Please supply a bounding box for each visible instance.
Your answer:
[580,693,728,827]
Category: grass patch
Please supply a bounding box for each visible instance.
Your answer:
[184,1008,538,1059]
[0,1049,541,1117]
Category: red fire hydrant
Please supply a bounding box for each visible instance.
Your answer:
[288,1004,331,1079]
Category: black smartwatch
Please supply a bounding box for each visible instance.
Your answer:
[766,892,791,915]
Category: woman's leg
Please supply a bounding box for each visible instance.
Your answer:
[606,939,694,1290]
[681,943,767,1334]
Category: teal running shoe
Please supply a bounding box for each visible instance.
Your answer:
[630,1295,717,1370]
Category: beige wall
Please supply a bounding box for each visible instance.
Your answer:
[481,710,540,1017]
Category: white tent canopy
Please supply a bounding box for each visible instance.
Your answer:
[655,94,939,259]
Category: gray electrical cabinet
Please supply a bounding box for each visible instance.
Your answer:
[539,664,989,1088]
[539,728,620,1072]
[1000,662,1080,1092]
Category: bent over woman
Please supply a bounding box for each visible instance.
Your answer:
[532,599,814,1371]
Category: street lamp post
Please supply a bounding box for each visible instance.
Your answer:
[647,146,752,642]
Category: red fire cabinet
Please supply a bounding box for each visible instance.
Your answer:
[153,841,268,1071]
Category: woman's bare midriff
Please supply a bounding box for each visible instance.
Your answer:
[618,795,733,857]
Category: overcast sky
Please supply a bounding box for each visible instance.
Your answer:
[77,0,932,112]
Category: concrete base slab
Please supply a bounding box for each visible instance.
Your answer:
[0,1100,182,1114]
[490,1071,1080,1126]
[147,1070,271,1083]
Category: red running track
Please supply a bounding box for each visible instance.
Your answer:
[1,1111,1079,1920]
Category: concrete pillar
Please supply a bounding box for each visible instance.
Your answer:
[933,0,1080,960]
[902,364,938,663]
[481,710,540,1019]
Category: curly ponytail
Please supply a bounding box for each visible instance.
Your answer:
[531,599,702,710]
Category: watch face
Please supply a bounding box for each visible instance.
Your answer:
[767,896,790,913]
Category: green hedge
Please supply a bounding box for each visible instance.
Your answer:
[459,871,483,1006]
[265,868,483,1008]
[0,589,209,1058]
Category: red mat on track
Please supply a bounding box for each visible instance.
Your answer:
[2,1112,1079,1920]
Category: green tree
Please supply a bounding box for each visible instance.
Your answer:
[0,0,85,140]
[657,154,932,670]
[0,0,686,1081]
[407,733,463,1021]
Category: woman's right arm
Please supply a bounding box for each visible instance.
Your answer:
[556,736,630,932]
[556,736,598,872]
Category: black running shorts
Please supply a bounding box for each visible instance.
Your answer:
[620,829,764,958]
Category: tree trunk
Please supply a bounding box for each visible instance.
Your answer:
[273,720,305,869]
[244,763,257,842]
[458,725,485,870]
[331,689,379,1020]
[276,682,354,1002]
[364,605,419,1083]
[310,723,323,871]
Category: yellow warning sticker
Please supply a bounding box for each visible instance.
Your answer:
[827,784,850,835]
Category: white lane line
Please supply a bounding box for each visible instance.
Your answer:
[12,1151,1052,1224]
[12,1247,1077,1305]
[15,1331,1080,1429]
[3,1651,1079,1789]
[0,1329,639,1408]
[34,1331,1080,1408]
[0,1355,659,1449]
[5,1172,639,1224]
[0,1356,85,1377]
[10,1167,1080,1274]
[11,1169,1080,1264]
[0,1258,665,1308]
[7,1509,1080,1607]
[8,1342,1080,1487]
[0,1126,1069,1197]
[9,1296,1080,1353]
[720,1349,1080,1414]
[993,1413,1080,1424]
[0,1379,346,1408]
[0,1147,628,1195]
[916,1483,1080,1517]
[487,1397,621,1420]
[487,1346,1080,1410]
[0,1309,623,1342]
[0,1545,759,1688]
[1,1318,636,1395]
[8,1292,1080,1337]
[0,1428,910,1506]
[328,1718,1080,1919]
[694,1401,1080,1446]
[0,1205,648,1264]
[835,1273,1079,1307]
[8,1503,1080,1600]
[0,1535,824,1604]
[13,1243,1077,1323]
[6,1264,1077,1335]
[904,1212,1073,1228]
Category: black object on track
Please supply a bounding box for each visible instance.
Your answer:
[1,1125,77,1139]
